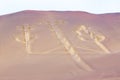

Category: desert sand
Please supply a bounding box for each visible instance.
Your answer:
[0,10,120,80]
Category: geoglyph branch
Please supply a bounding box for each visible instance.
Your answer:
[42,20,93,71]
[15,24,35,54]
[76,25,111,54]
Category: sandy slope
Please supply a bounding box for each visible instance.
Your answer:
[0,10,120,80]
[0,52,120,80]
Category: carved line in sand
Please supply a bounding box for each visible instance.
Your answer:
[42,19,93,71]
[15,24,35,54]
[75,25,111,54]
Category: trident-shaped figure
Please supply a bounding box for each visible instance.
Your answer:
[16,24,34,54]
[76,25,111,54]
